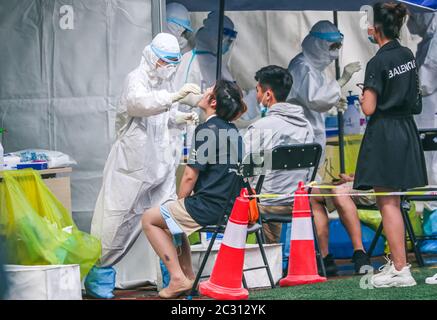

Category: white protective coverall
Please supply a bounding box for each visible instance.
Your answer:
[91,33,187,267]
[408,12,437,211]
[170,12,238,168]
[287,21,343,169]
[165,2,193,54]
[173,11,236,92]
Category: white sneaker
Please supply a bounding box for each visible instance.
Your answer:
[425,273,437,285]
[371,264,417,288]
[371,256,393,280]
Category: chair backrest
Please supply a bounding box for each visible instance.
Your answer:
[419,129,437,152]
[240,143,322,194]
[211,169,243,227]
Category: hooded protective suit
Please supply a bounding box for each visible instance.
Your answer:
[170,12,237,169]
[287,21,343,169]
[407,12,437,211]
[91,33,183,267]
[165,2,193,54]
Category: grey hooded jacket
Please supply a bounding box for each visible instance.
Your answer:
[243,102,315,206]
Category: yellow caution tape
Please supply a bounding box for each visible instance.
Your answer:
[245,182,437,199]
[248,191,437,199]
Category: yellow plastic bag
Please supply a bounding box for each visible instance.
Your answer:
[0,169,101,279]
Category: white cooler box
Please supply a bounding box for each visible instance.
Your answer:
[156,243,283,290]
[113,239,283,291]
[4,264,82,300]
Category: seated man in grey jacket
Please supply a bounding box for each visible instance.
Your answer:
[243,65,315,244]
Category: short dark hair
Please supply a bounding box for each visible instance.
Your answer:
[373,2,408,39]
[211,80,247,122]
[255,65,293,102]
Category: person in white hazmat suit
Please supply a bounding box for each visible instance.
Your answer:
[407,12,437,286]
[287,20,362,170]
[167,11,238,170]
[174,11,237,93]
[165,2,194,54]
[85,33,200,298]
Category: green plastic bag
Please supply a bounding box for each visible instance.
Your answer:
[358,202,423,253]
[188,232,200,245]
[0,170,101,279]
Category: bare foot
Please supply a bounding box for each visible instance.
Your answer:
[159,277,193,299]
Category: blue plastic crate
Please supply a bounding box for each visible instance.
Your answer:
[329,219,385,258]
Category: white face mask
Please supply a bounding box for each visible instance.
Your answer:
[329,48,340,61]
[167,22,189,50]
[178,36,189,50]
[156,64,177,79]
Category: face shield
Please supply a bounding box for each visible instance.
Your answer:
[310,31,344,43]
[167,16,193,33]
[150,44,181,79]
[166,17,193,50]
[150,44,181,65]
[311,30,344,61]
[222,27,238,55]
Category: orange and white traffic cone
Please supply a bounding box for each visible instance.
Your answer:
[280,181,327,286]
[199,189,249,300]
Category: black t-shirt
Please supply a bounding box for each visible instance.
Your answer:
[364,40,422,116]
[184,116,243,226]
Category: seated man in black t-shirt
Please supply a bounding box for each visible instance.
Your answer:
[142,80,247,299]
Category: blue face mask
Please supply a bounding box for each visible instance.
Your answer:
[258,92,269,117]
[258,103,268,117]
[368,35,377,44]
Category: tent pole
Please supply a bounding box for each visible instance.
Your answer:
[216,0,225,80]
[151,0,165,37]
[334,10,346,174]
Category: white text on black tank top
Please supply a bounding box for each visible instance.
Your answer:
[388,60,416,79]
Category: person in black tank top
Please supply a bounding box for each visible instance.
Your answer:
[354,2,427,288]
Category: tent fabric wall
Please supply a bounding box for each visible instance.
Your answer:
[190,10,420,95]
[0,0,153,231]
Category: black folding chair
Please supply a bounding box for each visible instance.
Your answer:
[246,143,327,277]
[367,129,437,266]
[189,168,275,297]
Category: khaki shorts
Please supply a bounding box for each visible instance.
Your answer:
[257,204,293,244]
[166,199,202,237]
[320,182,376,213]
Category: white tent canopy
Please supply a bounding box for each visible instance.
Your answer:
[172,0,436,12]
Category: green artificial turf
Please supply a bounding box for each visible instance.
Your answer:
[249,266,437,300]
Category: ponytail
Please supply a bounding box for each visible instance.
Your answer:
[211,80,247,122]
[373,2,408,39]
